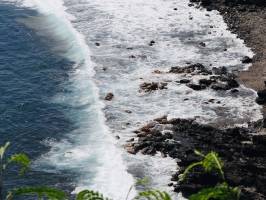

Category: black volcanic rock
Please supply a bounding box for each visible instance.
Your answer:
[127,117,266,199]
[187,83,206,90]
[256,89,266,104]
[140,82,168,92]
[104,92,114,101]
[242,56,253,63]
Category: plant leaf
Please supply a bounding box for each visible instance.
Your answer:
[0,142,10,160]
[136,177,150,186]
[178,161,202,182]
[76,190,110,200]
[202,152,224,180]
[7,186,67,200]
[135,190,172,200]
[194,150,204,157]
[189,183,241,200]
[8,153,30,175]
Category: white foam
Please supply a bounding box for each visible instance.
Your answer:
[61,0,262,198]
[9,0,136,199]
[6,0,263,199]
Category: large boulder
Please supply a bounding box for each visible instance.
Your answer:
[256,89,266,104]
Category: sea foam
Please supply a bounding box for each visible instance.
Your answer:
[8,0,136,199]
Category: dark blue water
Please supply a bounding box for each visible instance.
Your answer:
[0,2,77,197]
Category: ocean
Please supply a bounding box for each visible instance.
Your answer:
[0,0,262,199]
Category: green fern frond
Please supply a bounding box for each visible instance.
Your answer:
[7,186,67,200]
[136,177,150,186]
[8,153,30,175]
[202,152,224,180]
[179,161,202,182]
[189,183,241,200]
[179,151,224,182]
[76,190,110,200]
[0,142,10,159]
[135,190,172,200]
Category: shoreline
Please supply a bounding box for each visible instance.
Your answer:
[191,0,266,121]
[126,1,266,199]
[180,0,266,198]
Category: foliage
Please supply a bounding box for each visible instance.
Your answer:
[135,177,150,187]
[0,142,241,200]
[7,186,67,200]
[189,183,241,200]
[8,153,30,175]
[135,190,172,200]
[0,142,10,160]
[179,150,224,182]
[76,190,110,200]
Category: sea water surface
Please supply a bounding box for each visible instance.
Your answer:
[0,1,78,196]
[0,0,263,199]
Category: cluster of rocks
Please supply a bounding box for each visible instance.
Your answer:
[139,82,168,92]
[126,116,266,199]
[191,0,266,8]
[170,64,240,92]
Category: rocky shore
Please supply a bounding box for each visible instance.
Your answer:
[124,1,266,199]
[190,0,266,119]
[126,116,266,199]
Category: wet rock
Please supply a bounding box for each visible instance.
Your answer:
[212,66,227,75]
[149,40,156,46]
[179,79,190,84]
[104,92,114,101]
[256,89,266,104]
[199,78,213,86]
[168,183,174,187]
[231,88,239,93]
[242,56,253,63]
[115,135,120,140]
[253,135,266,145]
[169,66,185,73]
[140,82,167,92]
[199,42,206,47]
[125,143,137,154]
[187,83,206,91]
[95,42,100,46]
[140,122,157,133]
[227,79,240,88]
[126,138,135,142]
[153,70,163,74]
[211,83,229,90]
[159,82,168,89]
[169,63,211,75]
[154,115,169,124]
[125,110,132,113]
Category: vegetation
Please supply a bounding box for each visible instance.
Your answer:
[178,150,225,182]
[0,143,241,200]
[179,150,241,200]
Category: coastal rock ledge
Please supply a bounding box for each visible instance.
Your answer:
[126,116,266,199]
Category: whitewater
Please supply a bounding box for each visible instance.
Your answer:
[4,0,262,199]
